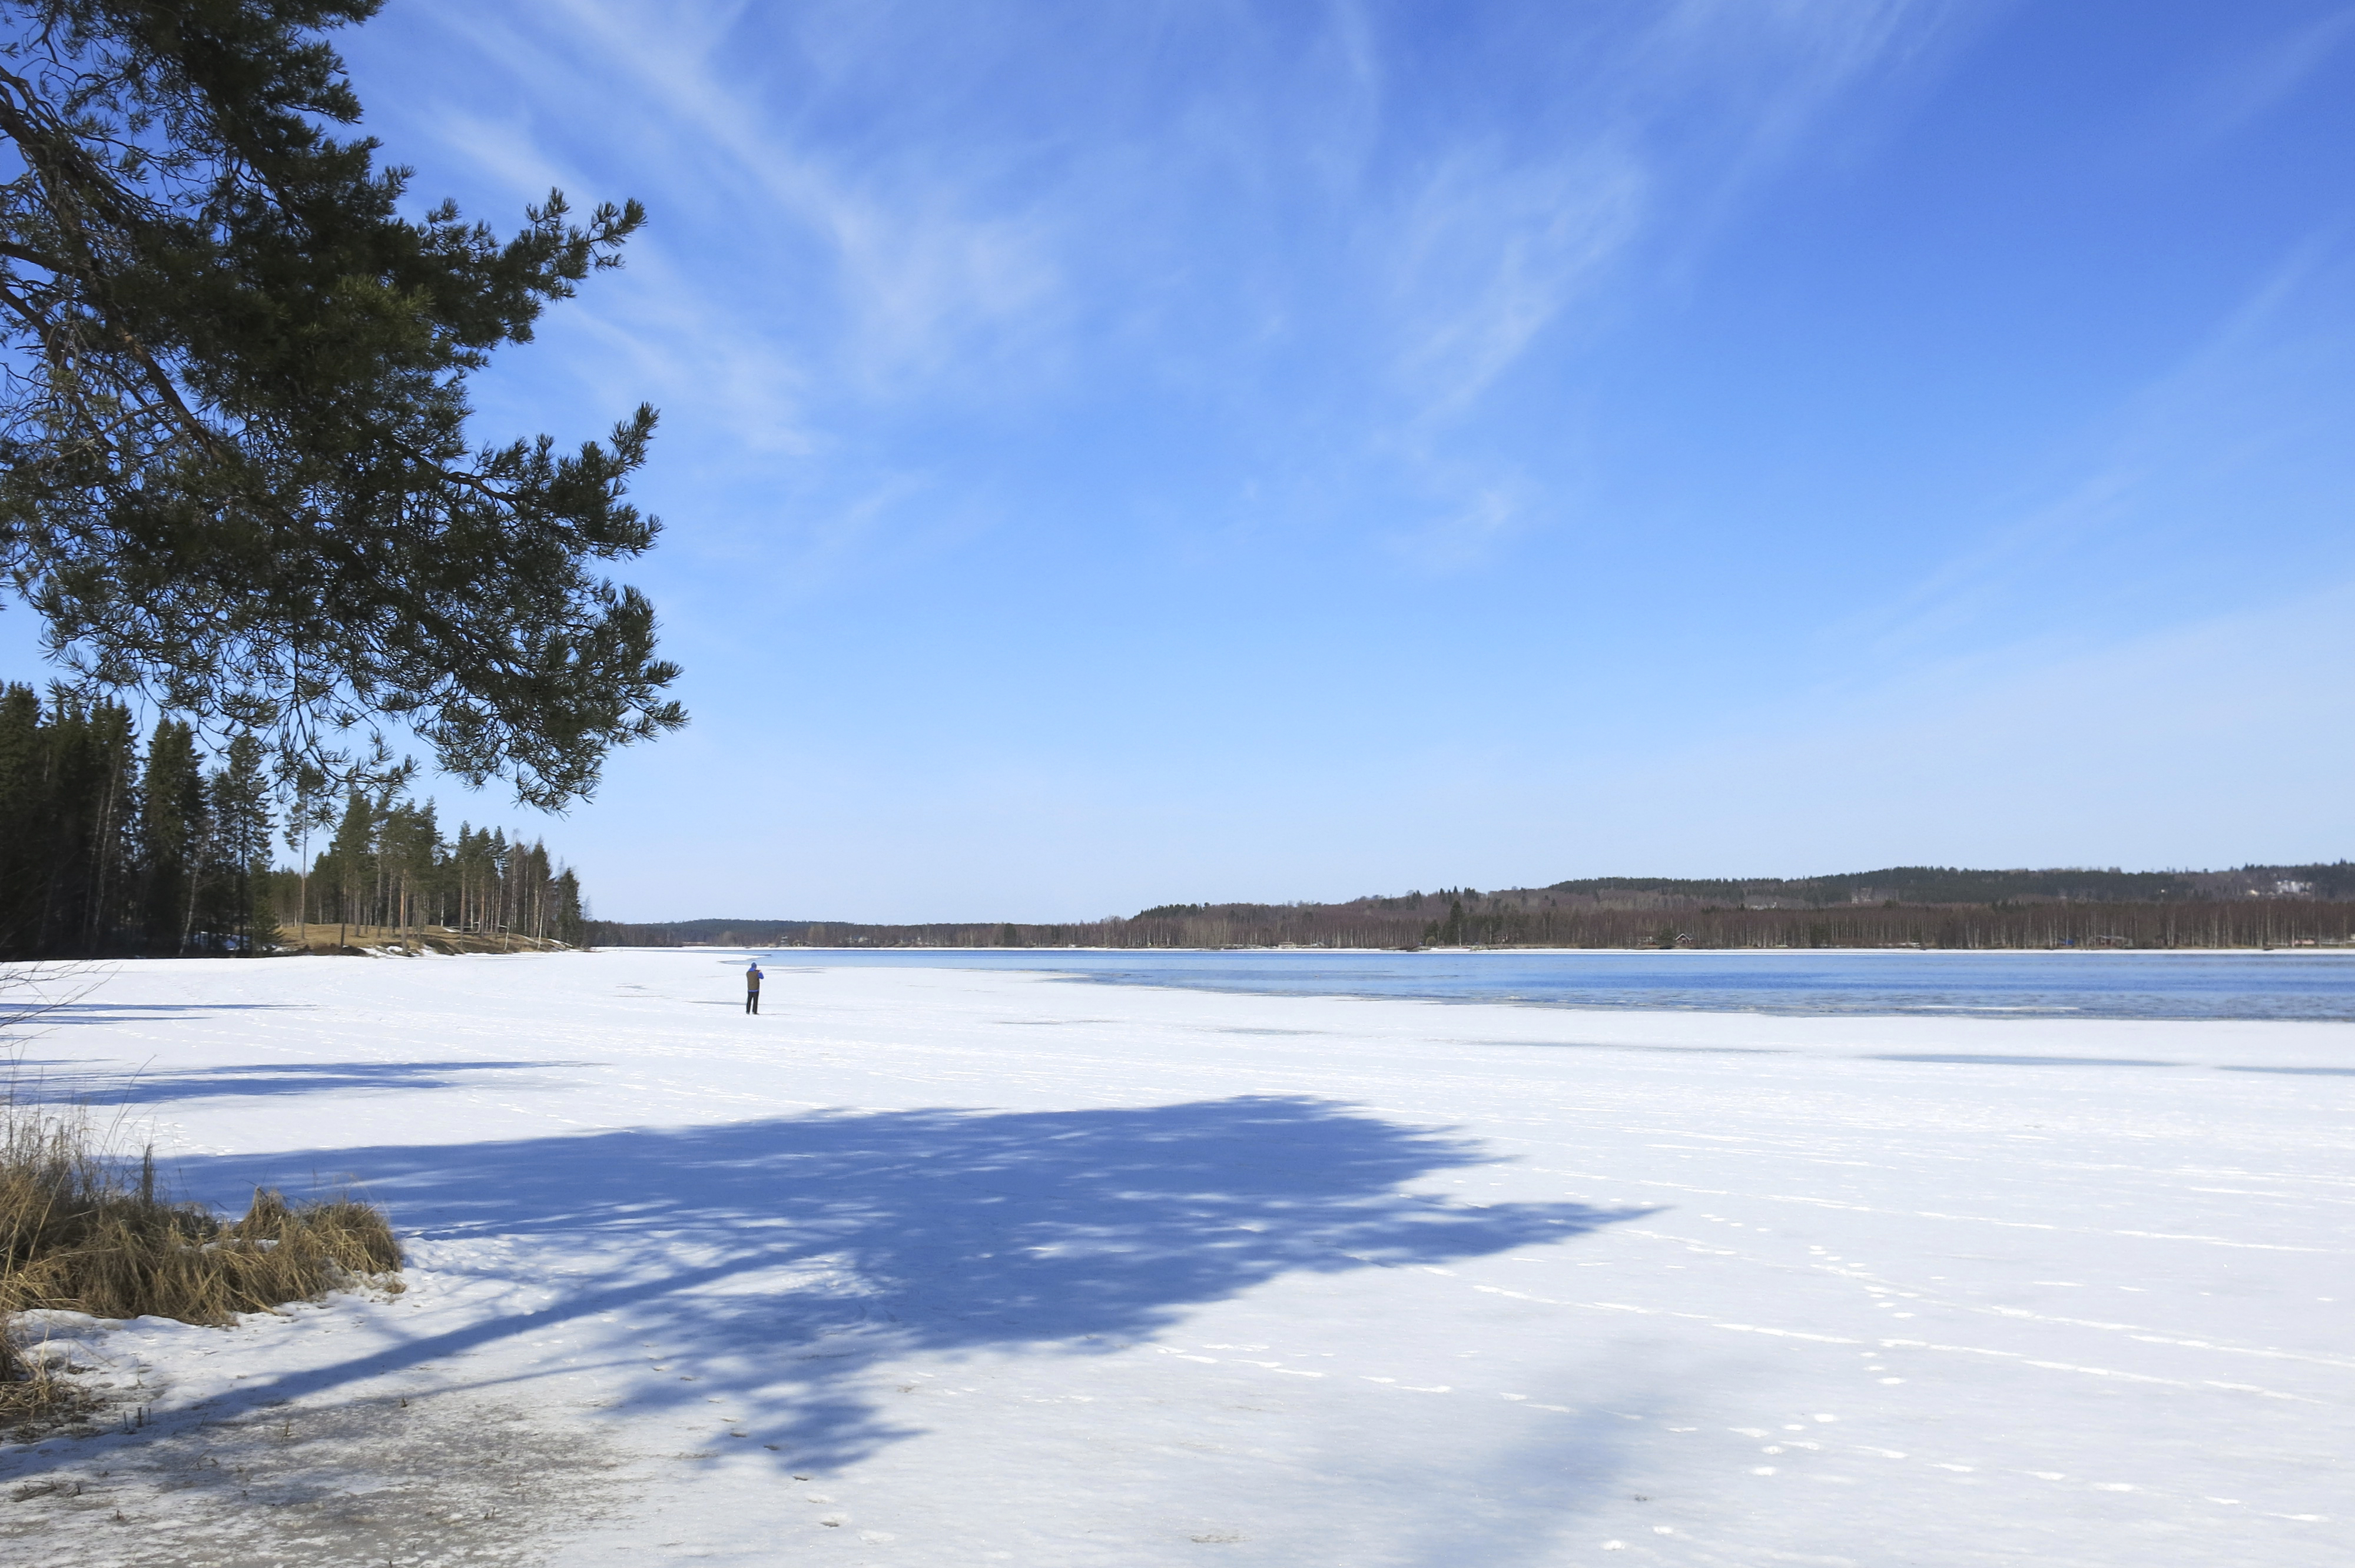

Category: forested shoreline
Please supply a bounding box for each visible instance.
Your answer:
[593,902,2355,951]
[596,863,2355,952]
[1,683,590,958]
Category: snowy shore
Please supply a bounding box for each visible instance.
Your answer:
[2,949,2347,1566]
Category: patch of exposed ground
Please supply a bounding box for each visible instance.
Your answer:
[1,1389,635,1567]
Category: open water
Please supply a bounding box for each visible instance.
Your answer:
[737,948,2355,1023]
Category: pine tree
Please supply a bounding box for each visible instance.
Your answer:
[282,765,335,947]
[325,788,374,946]
[487,828,509,941]
[379,799,437,950]
[0,0,685,805]
[520,839,551,942]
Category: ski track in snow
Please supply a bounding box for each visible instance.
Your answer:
[2,950,2349,1566]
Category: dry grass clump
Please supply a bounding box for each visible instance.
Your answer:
[1,1103,403,1430]
[0,1337,97,1435]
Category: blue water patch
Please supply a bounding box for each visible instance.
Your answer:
[716,948,2355,1024]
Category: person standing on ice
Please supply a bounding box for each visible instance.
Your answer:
[744,961,764,1015]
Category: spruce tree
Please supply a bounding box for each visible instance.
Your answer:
[138,716,204,951]
[206,732,273,952]
[550,866,583,946]
[0,682,41,948]
[67,695,139,949]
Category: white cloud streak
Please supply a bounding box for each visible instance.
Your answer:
[351,0,1974,585]
[2194,3,2355,137]
[1837,235,2355,659]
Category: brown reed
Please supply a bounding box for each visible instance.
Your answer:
[1,1102,402,1433]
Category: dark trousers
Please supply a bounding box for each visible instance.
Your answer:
[745,991,759,1014]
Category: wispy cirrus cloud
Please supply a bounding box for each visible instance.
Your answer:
[476,0,1070,399]
[350,0,1979,590]
[1336,0,1969,562]
[1381,144,1647,423]
[2191,2,2355,137]
[382,0,1964,421]
[1835,235,2355,660]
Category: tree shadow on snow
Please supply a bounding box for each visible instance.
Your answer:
[11,1059,599,1105]
[34,1001,320,1025]
[87,1096,1649,1474]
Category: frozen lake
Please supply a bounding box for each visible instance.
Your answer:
[3,949,2348,1566]
[752,946,2355,1022]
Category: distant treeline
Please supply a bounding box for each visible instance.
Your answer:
[1,682,593,958]
[593,862,2355,952]
[1522,862,2355,909]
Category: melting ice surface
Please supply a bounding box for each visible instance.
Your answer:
[737,948,2355,1022]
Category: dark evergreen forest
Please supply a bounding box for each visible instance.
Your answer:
[0,683,588,958]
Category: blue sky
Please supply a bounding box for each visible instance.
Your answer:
[12,0,2354,922]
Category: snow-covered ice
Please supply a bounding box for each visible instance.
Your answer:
[2,949,2348,1566]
